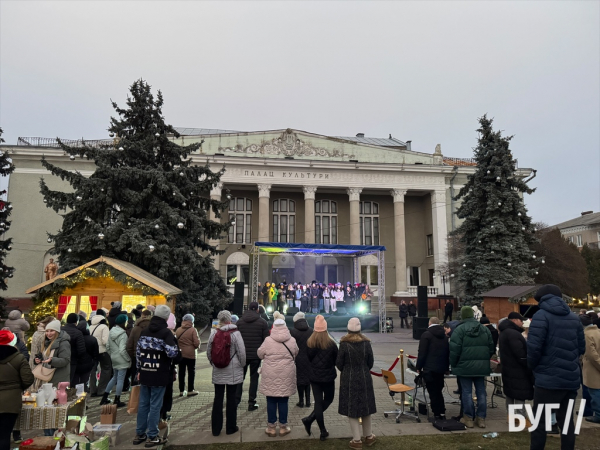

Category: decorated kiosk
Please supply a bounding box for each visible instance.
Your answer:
[250,242,387,332]
[26,256,181,320]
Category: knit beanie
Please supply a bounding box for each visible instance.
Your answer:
[480,316,490,325]
[274,318,286,326]
[461,306,474,319]
[314,314,327,332]
[218,310,232,324]
[147,305,156,312]
[273,311,285,321]
[183,313,195,323]
[155,305,171,320]
[347,317,361,333]
[581,314,593,328]
[249,302,259,311]
[45,320,62,333]
[113,301,122,309]
[95,309,106,317]
[534,284,562,301]
[231,315,239,324]
[66,313,79,324]
[78,310,87,320]
[115,314,128,326]
[293,311,305,323]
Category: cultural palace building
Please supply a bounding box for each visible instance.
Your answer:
[1,127,534,313]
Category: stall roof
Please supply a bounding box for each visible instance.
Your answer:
[480,285,539,300]
[252,242,386,257]
[26,256,182,295]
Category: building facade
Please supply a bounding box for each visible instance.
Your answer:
[553,211,600,250]
[2,128,534,308]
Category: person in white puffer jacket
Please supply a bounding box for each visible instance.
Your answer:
[89,311,111,397]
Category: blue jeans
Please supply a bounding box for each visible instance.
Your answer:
[318,298,324,312]
[459,376,487,419]
[105,368,127,396]
[589,387,600,418]
[136,385,166,439]
[266,396,288,425]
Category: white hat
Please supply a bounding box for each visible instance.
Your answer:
[274,318,286,326]
[293,312,305,323]
[348,317,361,333]
[45,320,62,333]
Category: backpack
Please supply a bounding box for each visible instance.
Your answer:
[211,329,236,369]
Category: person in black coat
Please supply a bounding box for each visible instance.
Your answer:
[74,319,99,391]
[62,313,88,386]
[290,312,314,407]
[498,313,534,413]
[444,300,454,323]
[408,301,417,328]
[235,302,269,410]
[107,302,123,328]
[336,318,377,447]
[416,317,449,419]
[399,301,409,328]
[480,316,499,351]
[303,315,338,441]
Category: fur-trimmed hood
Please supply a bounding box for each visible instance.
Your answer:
[340,332,370,343]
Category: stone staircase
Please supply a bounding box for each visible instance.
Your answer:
[371,300,399,317]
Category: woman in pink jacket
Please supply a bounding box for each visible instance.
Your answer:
[257,318,299,437]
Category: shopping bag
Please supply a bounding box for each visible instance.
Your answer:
[127,385,140,415]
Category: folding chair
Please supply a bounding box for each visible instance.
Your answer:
[381,369,421,423]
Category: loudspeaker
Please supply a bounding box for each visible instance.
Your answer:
[286,306,299,316]
[334,307,348,315]
[230,281,244,316]
[412,317,430,340]
[417,285,428,317]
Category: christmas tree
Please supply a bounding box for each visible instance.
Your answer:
[0,127,16,317]
[40,80,232,321]
[454,115,537,304]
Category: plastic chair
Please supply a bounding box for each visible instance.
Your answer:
[381,370,421,423]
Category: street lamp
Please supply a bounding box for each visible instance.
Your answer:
[432,269,454,311]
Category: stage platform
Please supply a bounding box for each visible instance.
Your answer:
[282,312,380,332]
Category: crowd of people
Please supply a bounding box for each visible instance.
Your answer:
[208,302,378,448]
[256,281,374,314]
[1,282,598,449]
[416,284,599,450]
[0,302,200,448]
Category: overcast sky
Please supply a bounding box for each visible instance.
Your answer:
[1,1,598,226]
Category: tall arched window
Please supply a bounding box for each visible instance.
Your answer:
[273,199,295,243]
[228,197,252,243]
[315,200,337,244]
[359,201,379,245]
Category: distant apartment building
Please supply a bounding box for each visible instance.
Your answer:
[554,211,600,250]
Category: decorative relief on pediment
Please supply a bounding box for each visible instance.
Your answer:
[218,129,354,159]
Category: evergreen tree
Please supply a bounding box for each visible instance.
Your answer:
[0,127,16,317]
[533,228,589,298]
[581,244,600,296]
[40,80,232,322]
[454,115,537,303]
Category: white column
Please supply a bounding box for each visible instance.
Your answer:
[391,189,408,294]
[347,188,362,245]
[431,189,449,292]
[209,182,224,274]
[303,186,317,244]
[257,184,271,241]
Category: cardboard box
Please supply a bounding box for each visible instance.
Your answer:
[92,424,122,447]
[100,405,117,425]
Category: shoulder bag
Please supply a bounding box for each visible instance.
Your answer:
[32,349,56,382]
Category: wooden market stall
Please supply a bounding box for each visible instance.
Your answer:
[26,256,182,320]
[480,285,540,325]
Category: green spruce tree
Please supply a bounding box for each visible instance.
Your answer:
[40,80,232,321]
[454,115,537,303]
[0,127,16,317]
[581,244,600,296]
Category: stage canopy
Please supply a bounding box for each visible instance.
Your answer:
[250,242,387,332]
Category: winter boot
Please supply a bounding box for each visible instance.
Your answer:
[301,412,316,436]
[114,395,126,408]
[265,423,277,437]
[99,393,111,405]
[279,424,292,437]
